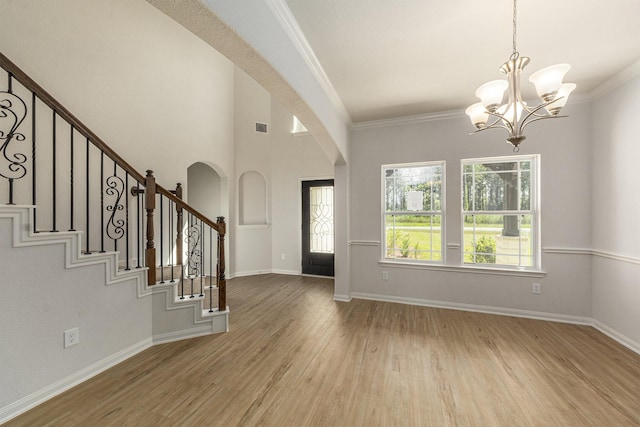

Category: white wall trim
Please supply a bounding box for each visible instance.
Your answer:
[231,269,299,279]
[334,294,352,302]
[591,249,640,265]
[0,338,153,425]
[352,109,463,131]
[349,240,380,246]
[378,260,546,278]
[152,325,218,345]
[544,246,640,265]
[592,320,640,355]
[351,292,591,324]
[265,0,351,124]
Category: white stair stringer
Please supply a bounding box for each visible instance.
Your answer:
[150,281,229,344]
[0,205,229,342]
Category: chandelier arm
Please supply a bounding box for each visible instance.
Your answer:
[520,114,568,133]
[485,111,515,133]
[517,95,568,133]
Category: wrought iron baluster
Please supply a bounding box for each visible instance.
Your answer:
[85,138,90,254]
[179,263,185,300]
[51,110,57,231]
[209,225,214,313]
[32,92,37,232]
[69,124,75,231]
[100,151,105,253]
[209,226,213,289]
[136,181,141,268]
[125,172,130,270]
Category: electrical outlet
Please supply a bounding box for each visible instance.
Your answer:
[382,271,389,281]
[64,327,79,348]
[532,283,541,294]
[281,253,286,261]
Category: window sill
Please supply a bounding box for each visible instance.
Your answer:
[378,260,546,278]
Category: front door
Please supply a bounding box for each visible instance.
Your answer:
[302,180,334,276]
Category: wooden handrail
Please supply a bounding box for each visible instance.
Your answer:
[0,52,146,184]
[155,184,221,233]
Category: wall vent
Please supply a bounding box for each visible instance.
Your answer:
[255,122,268,134]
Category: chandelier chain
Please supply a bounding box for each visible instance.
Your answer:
[512,0,518,58]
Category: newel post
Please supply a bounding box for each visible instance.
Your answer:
[217,216,226,311]
[175,183,183,266]
[145,170,157,285]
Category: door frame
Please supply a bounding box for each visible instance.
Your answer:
[298,176,334,275]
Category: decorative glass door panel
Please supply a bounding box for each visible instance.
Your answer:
[302,180,334,276]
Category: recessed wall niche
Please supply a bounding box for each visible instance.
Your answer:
[238,170,268,225]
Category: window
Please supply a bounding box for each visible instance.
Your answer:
[383,162,444,262]
[462,156,538,268]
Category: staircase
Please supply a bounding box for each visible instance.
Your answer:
[0,51,229,421]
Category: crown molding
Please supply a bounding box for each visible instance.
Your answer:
[589,58,640,100]
[265,0,352,124]
[351,109,465,131]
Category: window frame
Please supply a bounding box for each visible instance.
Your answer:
[381,161,446,264]
[460,155,540,270]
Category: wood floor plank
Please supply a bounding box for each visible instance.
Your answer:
[6,273,640,426]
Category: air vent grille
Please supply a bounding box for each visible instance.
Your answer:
[255,122,268,134]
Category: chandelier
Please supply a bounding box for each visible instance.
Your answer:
[465,0,575,151]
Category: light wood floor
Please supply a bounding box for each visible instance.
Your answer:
[7,274,640,426]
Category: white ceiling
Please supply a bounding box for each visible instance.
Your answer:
[284,0,640,123]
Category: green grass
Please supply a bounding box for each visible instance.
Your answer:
[386,220,532,266]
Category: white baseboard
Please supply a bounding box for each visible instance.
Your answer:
[349,292,639,355]
[592,320,640,355]
[0,338,153,425]
[153,324,219,345]
[350,292,592,325]
[231,268,299,278]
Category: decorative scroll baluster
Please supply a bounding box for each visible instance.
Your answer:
[175,183,183,266]
[199,217,204,297]
[185,212,202,299]
[105,162,125,252]
[0,77,28,205]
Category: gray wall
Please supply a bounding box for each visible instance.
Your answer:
[590,73,640,347]
[348,102,594,319]
[233,68,334,276]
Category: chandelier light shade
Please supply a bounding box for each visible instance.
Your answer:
[466,0,575,150]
